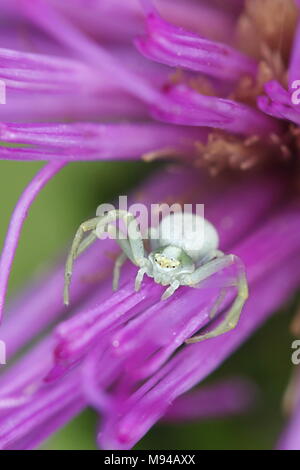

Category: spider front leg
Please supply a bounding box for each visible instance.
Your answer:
[135,267,148,292]
[183,254,248,344]
[95,210,147,266]
[113,252,128,291]
[103,215,149,291]
[64,217,100,305]
[105,224,134,291]
[199,250,229,320]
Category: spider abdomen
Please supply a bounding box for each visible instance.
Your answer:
[155,213,219,262]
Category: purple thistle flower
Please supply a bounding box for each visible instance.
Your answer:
[1,0,300,450]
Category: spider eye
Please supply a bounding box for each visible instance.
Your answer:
[154,254,179,269]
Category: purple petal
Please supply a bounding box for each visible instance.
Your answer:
[0,122,205,162]
[19,0,165,106]
[136,3,256,82]
[152,83,280,136]
[0,90,147,122]
[289,12,300,85]
[164,378,257,421]
[264,102,300,126]
[277,406,300,450]
[0,161,66,323]
[258,83,300,126]
[277,371,300,450]
[0,46,100,94]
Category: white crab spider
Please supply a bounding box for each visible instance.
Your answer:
[64,210,248,343]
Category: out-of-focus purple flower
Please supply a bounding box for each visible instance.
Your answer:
[277,370,300,450]
[163,378,257,422]
[279,406,300,450]
[1,0,300,451]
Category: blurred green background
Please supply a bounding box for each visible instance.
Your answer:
[0,159,298,450]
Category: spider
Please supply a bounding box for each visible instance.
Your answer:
[64,210,248,343]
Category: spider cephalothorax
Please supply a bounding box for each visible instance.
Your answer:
[64,210,248,343]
